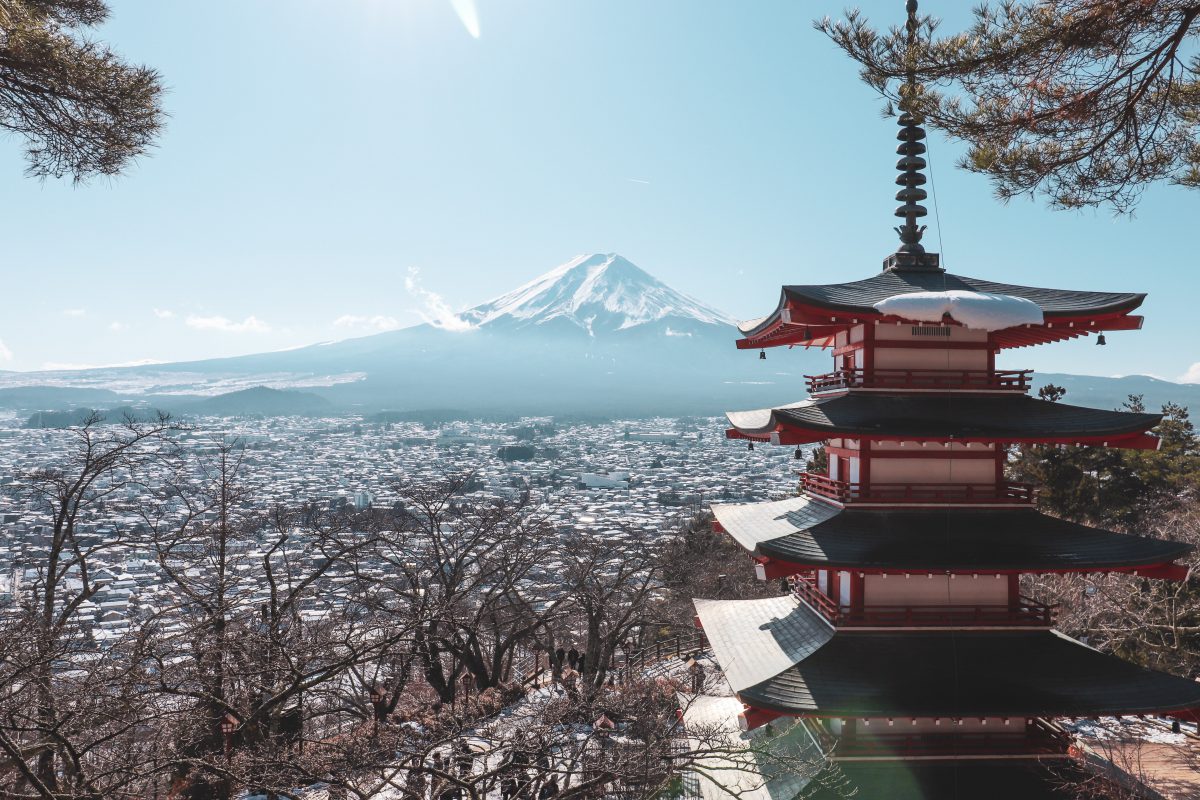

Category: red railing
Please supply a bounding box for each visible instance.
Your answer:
[800,472,1035,506]
[793,574,1056,629]
[792,574,841,622]
[835,600,1055,628]
[830,718,1072,760]
[805,368,1032,394]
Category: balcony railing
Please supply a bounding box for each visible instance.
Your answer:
[805,368,1032,394]
[793,575,1056,629]
[800,472,1035,506]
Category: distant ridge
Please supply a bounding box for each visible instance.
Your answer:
[1034,373,1200,413]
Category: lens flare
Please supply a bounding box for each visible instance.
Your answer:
[449,0,480,38]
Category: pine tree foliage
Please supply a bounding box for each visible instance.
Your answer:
[0,0,163,180]
[818,1,1200,212]
[1010,387,1199,529]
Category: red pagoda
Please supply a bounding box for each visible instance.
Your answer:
[693,3,1200,797]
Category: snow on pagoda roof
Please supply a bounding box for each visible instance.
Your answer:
[872,290,1044,331]
[693,596,833,694]
[739,629,1200,719]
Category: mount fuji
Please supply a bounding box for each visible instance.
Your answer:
[458,253,735,335]
[0,254,806,416]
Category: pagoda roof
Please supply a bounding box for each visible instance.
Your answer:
[801,759,1089,800]
[738,628,1200,719]
[725,394,1161,447]
[737,271,1146,350]
[784,271,1142,320]
[711,497,1192,574]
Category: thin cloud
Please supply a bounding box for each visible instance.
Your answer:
[1181,363,1200,384]
[41,358,162,371]
[0,339,12,362]
[153,308,174,319]
[109,321,129,332]
[626,178,651,185]
[334,314,401,332]
[62,308,86,317]
[186,314,271,334]
[404,267,474,332]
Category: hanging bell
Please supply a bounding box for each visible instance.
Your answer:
[747,442,754,451]
[794,447,803,460]
[1096,333,1107,346]
[759,349,767,360]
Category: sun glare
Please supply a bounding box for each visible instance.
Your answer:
[449,0,481,38]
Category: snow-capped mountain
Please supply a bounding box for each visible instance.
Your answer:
[459,253,735,335]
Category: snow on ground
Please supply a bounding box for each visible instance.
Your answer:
[680,669,822,800]
[1065,716,1193,746]
[873,290,1044,331]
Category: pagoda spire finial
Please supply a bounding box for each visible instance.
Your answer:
[884,0,941,272]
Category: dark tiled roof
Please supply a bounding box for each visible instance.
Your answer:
[804,759,1088,800]
[715,503,1192,571]
[740,630,1200,718]
[785,271,1144,317]
[726,394,1161,440]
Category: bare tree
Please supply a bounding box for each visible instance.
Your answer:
[376,478,568,703]
[142,439,397,799]
[1026,500,1200,677]
[1,412,177,798]
[560,527,663,696]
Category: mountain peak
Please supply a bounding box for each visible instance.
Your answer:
[460,253,735,334]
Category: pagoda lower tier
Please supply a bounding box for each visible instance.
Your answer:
[798,759,1093,800]
[695,596,1200,728]
[725,393,1162,449]
[712,498,1191,580]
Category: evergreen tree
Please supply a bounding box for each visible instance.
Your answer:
[819,1,1200,211]
[1,0,163,179]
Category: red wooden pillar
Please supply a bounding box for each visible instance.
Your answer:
[852,573,866,613]
[862,323,875,384]
[860,439,872,495]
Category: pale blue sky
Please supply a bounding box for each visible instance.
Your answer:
[0,0,1196,382]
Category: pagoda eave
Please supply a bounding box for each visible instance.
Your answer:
[725,425,1160,450]
[736,283,1145,351]
[710,498,1193,577]
[734,630,1200,721]
[726,394,1163,449]
[751,555,1190,583]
